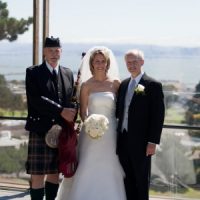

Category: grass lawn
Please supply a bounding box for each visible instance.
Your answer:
[150,187,200,199]
[0,108,27,117]
[165,105,185,124]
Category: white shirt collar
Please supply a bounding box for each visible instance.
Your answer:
[45,61,59,74]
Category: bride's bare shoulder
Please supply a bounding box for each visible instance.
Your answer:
[108,78,121,90]
[81,78,94,91]
[113,78,121,85]
[106,78,121,93]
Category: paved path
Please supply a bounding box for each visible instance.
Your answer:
[0,189,29,200]
[0,189,167,200]
[0,189,199,200]
[0,189,184,200]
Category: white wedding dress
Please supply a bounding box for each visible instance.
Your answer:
[56,92,126,200]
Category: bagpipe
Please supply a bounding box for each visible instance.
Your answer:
[58,69,82,177]
[42,69,81,177]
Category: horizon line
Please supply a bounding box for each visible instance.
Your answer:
[1,41,200,48]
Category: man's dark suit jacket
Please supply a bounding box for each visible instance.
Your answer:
[116,72,165,166]
[25,62,74,134]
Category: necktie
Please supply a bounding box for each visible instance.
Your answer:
[52,69,58,84]
[122,79,136,131]
[127,79,136,104]
[52,69,58,96]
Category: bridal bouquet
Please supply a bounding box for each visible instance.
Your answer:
[84,114,109,139]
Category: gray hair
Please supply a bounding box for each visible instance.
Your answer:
[124,49,144,60]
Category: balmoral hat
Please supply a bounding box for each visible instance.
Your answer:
[44,36,61,48]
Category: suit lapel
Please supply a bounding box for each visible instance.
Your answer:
[60,66,73,103]
[129,74,146,106]
[121,78,131,110]
[59,66,71,96]
[39,62,55,97]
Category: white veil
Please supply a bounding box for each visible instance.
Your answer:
[79,46,120,84]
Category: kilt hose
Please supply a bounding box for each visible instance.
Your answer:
[26,132,59,174]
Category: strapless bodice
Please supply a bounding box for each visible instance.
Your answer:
[88,92,116,118]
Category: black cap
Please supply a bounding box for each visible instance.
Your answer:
[44,36,61,48]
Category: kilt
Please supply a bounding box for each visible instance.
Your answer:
[26,131,59,175]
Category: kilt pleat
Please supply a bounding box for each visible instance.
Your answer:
[26,132,59,175]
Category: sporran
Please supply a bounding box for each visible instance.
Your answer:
[45,124,62,148]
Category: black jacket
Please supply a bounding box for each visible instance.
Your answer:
[25,62,74,134]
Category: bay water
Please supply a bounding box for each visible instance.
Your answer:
[0,43,200,90]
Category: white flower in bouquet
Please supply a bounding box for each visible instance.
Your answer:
[84,114,109,139]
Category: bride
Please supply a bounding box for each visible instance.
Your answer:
[56,46,126,200]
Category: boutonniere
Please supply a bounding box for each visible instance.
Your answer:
[134,84,145,95]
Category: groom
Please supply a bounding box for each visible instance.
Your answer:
[116,49,165,200]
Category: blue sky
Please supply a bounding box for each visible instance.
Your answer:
[3,0,200,47]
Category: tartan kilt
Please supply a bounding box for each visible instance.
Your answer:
[26,131,59,175]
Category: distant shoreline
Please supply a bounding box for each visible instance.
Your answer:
[0,43,200,90]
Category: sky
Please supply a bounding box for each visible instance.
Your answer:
[3,0,200,47]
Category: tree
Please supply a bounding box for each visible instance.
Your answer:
[185,81,200,125]
[185,81,200,137]
[0,74,26,110]
[0,0,33,41]
[0,144,28,177]
[162,84,179,109]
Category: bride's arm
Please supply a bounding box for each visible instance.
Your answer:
[80,82,89,122]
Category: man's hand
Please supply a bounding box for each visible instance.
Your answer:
[146,143,156,156]
[60,108,77,122]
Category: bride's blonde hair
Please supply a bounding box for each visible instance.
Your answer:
[79,46,119,84]
[89,49,110,74]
